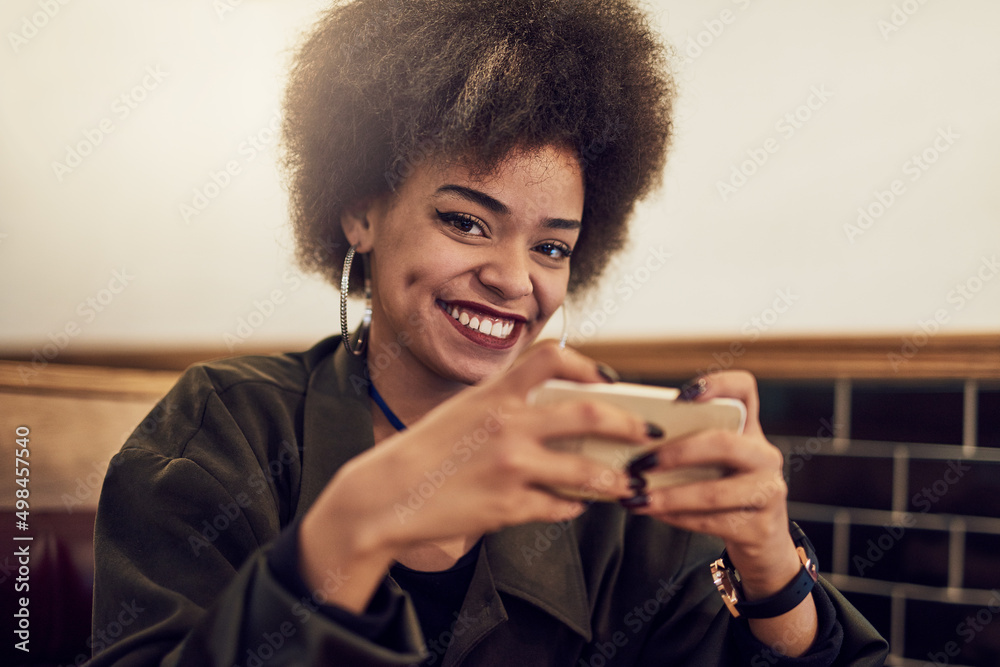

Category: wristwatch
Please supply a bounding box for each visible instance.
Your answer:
[710,521,819,619]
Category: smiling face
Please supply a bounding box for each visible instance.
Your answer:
[343,144,585,386]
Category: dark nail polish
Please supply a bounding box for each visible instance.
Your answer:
[628,451,659,474]
[678,377,708,402]
[620,493,650,509]
[645,422,664,439]
[628,475,647,491]
[596,362,620,383]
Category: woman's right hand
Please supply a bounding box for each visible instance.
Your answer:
[298,340,655,612]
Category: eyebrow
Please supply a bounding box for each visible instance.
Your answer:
[435,184,581,230]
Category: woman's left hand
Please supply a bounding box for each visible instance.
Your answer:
[625,370,803,605]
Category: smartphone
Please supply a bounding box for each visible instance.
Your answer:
[527,379,747,500]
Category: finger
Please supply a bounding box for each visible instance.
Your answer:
[495,443,633,499]
[523,398,654,445]
[642,430,783,475]
[689,371,763,437]
[497,340,612,398]
[638,496,793,549]
[505,487,590,527]
[637,509,762,541]
[639,469,788,515]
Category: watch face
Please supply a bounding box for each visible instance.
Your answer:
[710,558,743,618]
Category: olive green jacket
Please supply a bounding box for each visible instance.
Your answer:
[90,337,888,666]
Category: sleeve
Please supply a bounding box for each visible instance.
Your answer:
[266,518,406,645]
[89,401,427,665]
[629,531,889,667]
[726,579,843,666]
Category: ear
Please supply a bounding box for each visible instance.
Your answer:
[339,196,384,253]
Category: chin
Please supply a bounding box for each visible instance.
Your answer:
[435,349,521,386]
[437,333,539,386]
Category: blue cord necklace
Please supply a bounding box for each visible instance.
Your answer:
[368,381,407,431]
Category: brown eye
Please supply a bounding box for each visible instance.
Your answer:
[535,242,572,260]
[436,209,486,237]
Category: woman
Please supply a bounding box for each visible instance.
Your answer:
[91,0,888,664]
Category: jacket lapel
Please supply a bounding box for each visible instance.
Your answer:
[296,339,374,516]
[485,521,593,642]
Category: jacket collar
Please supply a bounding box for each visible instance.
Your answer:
[484,521,592,641]
[296,337,593,643]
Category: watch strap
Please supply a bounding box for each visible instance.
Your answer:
[712,521,819,620]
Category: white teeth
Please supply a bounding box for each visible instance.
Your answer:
[443,303,516,339]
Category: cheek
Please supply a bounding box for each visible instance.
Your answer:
[399,255,468,292]
[535,275,570,318]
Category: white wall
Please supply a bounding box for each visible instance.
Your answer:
[1,0,997,358]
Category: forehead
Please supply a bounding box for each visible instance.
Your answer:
[397,143,585,214]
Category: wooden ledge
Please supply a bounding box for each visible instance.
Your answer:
[0,360,179,399]
[1,334,997,385]
[578,334,1000,380]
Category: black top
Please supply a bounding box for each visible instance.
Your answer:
[390,541,483,665]
[267,520,483,664]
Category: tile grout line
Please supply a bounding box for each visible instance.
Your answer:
[827,573,997,606]
[833,508,850,576]
[948,517,966,599]
[789,501,1000,535]
[963,379,978,458]
[892,446,909,524]
[890,588,906,667]
[833,379,852,453]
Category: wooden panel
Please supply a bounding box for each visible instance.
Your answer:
[2,334,996,379]
[0,361,176,510]
[0,392,159,510]
[577,334,1000,380]
[0,346,287,372]
[0,360,179,398]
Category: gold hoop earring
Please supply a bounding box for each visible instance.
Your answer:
[340,246,371,356]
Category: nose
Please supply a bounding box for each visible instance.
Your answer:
[477,247,533,300]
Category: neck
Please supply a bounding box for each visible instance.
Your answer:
[364,325,467,433]
[396,534,481,571]
[362,323,486,559]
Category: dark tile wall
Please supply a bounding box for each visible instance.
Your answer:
[905,598,1000,665]
[979,388,1000,448]
[757,381,835,438]
[789,455,894,510]
[908,460,1000,518]
[964,533,1000,591]
[851,382,965,445]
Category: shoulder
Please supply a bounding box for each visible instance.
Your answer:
[182,351,310,402]
[123,337,339,461]
[176,334,340,393]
